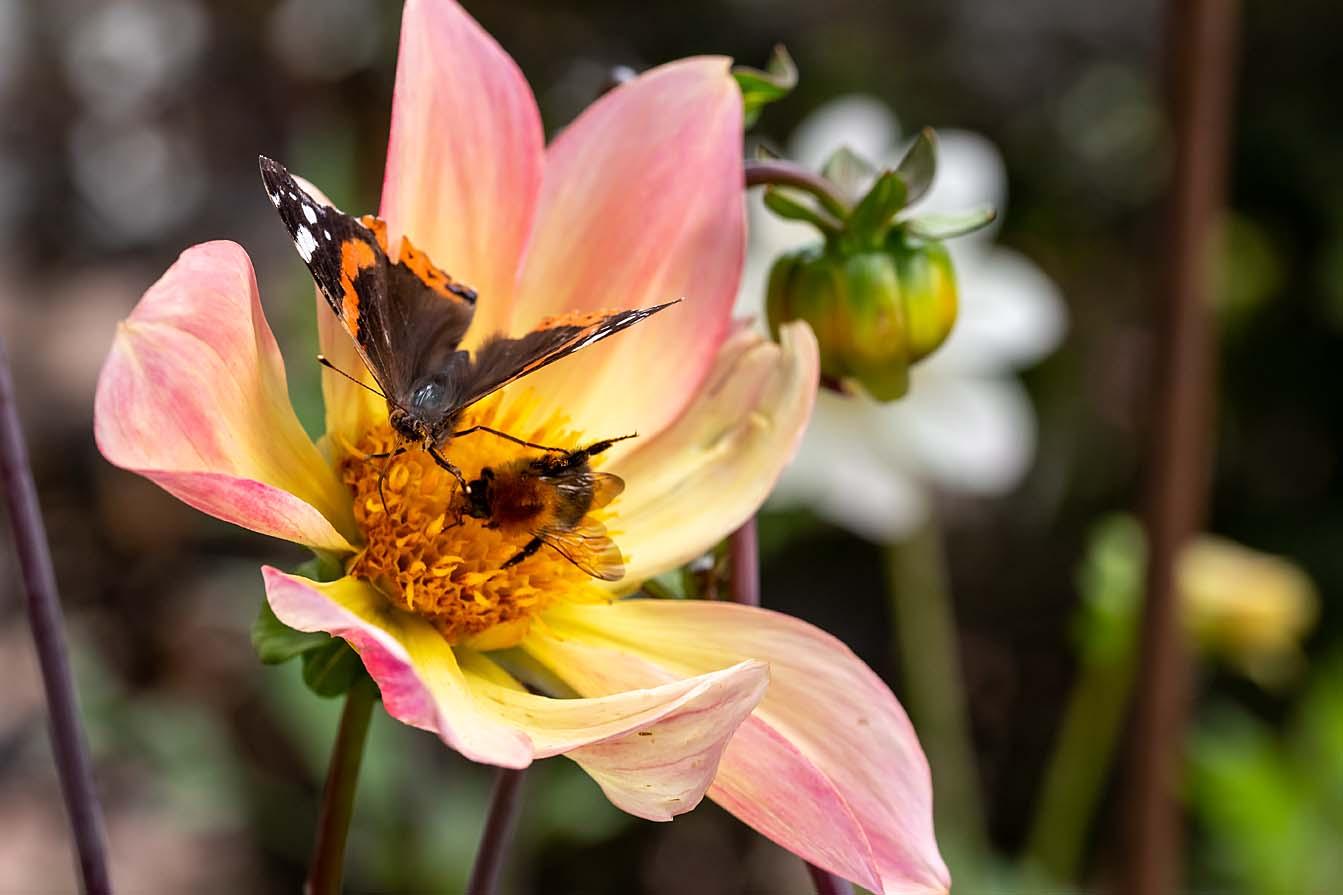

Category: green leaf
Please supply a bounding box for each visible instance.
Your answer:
[251,599,331,665]
[895,128,938,206]
[301,639,365,698]
[763,186,843,235]
[845,171,907,247]
[904,205,997,240]
[734,45,797,129]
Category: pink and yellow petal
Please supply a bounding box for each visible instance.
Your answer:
[94,241,356,552]
[264,570,767,817]
[529,599,949,895]
[509,57,746,440]
[380,0,544,335]
[262,568,535,766]
[605,322,818,585]
[457,651,768,821]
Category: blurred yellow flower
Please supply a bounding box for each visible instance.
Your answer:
[1179,536,1318,686]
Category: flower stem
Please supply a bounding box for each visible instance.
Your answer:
[884,518,987,858]
[0,337,112,895]
[1122,0,1235,891]
[306,674,376,895]
[806,862,855,895]
[466,767,527,895]
[728,517,760,606]
[726,514,848,895]
[1024,647,1137,881]
[744,159,851,219]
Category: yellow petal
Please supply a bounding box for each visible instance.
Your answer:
[606,322,818,585]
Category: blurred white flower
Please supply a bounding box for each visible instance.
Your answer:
[745,95,1067,541]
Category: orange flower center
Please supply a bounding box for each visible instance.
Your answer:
[341,395,611,649]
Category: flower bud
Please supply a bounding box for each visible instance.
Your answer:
[765,230,957,400]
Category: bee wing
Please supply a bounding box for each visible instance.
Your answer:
[586,472,625,511]
[535,519,625,582]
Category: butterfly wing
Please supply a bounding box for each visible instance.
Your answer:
[259,156,477,402]
[534,518,625,582]
[449,304,678,415]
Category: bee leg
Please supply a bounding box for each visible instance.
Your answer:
[449,425,569,454]
[502,537,544,570]
[426,445,468,494]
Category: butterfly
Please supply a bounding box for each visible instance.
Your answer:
[258,157,675,488]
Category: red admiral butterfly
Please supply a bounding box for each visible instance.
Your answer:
[259,157,674,489]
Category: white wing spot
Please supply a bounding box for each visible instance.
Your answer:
[295,226,318,262]
[324,229,332,239]
[303,204,318,225]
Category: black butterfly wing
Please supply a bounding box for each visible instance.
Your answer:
[450,303,679,415]
[258,156,477,402]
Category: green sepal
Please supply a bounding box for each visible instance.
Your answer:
[821,146,877,200]
[734,44,797,129]
[301,639,366,699]
[894,128,938,205]
[252,600,331,665]
[904,205,997,240]
[250,551,367,699]
[763,186,843,235]
[845,171,908,249]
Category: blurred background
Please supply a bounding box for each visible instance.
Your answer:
[2,0,1342,892]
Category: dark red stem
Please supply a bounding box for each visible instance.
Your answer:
[744,159,850,218]
[728,517,760,606]
[726,515,850,894]
[0,337,112,895]
[1122,0,1238,893]
[466,767,527,895]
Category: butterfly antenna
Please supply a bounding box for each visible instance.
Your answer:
[316,355,406,411]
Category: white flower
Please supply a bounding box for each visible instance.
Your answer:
[744,95,1068,542]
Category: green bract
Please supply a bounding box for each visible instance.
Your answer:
[733,45,797,129]
[761,129,991,400]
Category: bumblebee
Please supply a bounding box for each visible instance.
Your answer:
[461,435,634,581]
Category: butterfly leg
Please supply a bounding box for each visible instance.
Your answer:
[363,446,408,461]
[448,425,569,454]
[426,445,469,494]
[502,536,544,569]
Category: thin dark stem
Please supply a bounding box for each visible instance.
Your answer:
[306,675,376,895]
[726,514,847,895]
[1122,0,1238,893]
[744,159,851,219]
[727,517,760,606]
[806,862,855,895]
[0,337,111,895]
[466,767,527,895]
